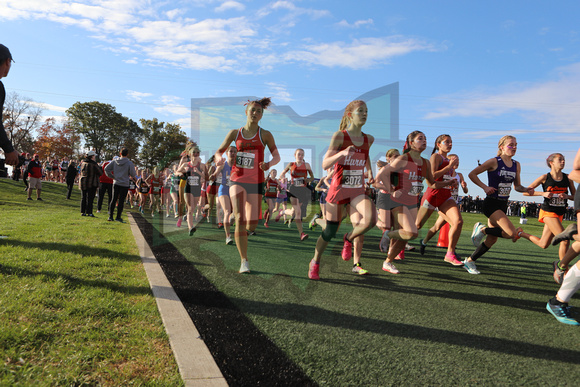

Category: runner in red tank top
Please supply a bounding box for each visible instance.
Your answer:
[146,167,162,217]
[263,169,279,228]
[375,131,457,275]
[214,98,281,274]
[279,149,315,240]
[414,134,465,266]
[308,100,377,280]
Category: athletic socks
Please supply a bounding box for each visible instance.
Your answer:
[557,264,580,303]
[484,227,503,237]
[470,242,490,261]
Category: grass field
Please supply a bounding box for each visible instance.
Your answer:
[148,198,580,385]
[0,179,182,386]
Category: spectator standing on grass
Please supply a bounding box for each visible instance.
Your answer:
[97,157,114,214]
[26,153,43,201]
[0,44,18,166]
[79,150,102,217]
[105,147,137,223]
[65,160,78,199]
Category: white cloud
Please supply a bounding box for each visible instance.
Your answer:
[126,90,153,101]
[266,82,292,102]
[336,19,373,29]
[424,62,580,133]
[28,101,67,113]
[215,1,245,13]
[154,96,191,116]
[286,36,439,69]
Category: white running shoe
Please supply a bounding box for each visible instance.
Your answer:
[471,222,485,247]
[382,261,400,274]
[463,258,480,274]
[379,231,390,253]
[226,236,233,245]
[239,260,250,274]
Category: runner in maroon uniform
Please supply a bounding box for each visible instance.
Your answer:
[415,134,464,266]
[263,169,279,228]
[214,98,281,274]
[375,131,457,274]
[279,149,315,240]
[308,100,377,280]
[147,167,162,217]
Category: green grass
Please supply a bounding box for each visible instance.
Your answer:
[149,199,580,385]
[0,179,182,386]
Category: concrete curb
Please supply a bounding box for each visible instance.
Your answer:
[128,213,228,387]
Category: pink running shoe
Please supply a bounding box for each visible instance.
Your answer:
[308,259,320,280]
[395,250,405,260]
[341,234,353,261]
[176,218,182,228]
[300,232,309,241]
[444,252,463,266]
[275,211,282,222]
[264,222,269,228]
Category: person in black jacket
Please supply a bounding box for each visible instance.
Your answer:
[0,44,18,166]
[65,160,78,199]
[79,151,102,217]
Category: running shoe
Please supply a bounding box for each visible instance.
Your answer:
[444,252,463,266]
[27,197,32,201]
[189,227,196,236]
[471,222,485,247]
[382,261,400,274]
[226,236,233,245]
[513,227,523,242]
[176,218,182,228]
[420,241,427,256]
[379,231,390,253]
[308,259,320,280]
[395,250,405,260]
[463,258,480,274]
[239,260,250,274]
[341,234,353,261]
[151,213,155,218]
[107,218,114,222]
[115,218,124,223]
[552,260,567,285]
[217,223,224,229]
[309,213,320,230]
[36,197,43,201]
[287,218,293,228]
[546,301,580,325]
[264,222,269,228]
[552,223,578,246]
[352,263,369,275]
[300,232,309,241]
[166,212,170,218]
[248,230,257,236]
[405,243,415,251]
[275,211,282,222]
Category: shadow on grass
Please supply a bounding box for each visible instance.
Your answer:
[0,263,151,296]
[4,239,142,262]
[229,297,580,365]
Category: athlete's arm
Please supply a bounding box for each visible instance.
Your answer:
[468,157,498,195]
[260,129,280,170]
[523,174,548,197]
[214,129,238,165]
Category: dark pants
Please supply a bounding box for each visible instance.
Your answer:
[97,182,113,212]
[110,184,129,220]
[66,179,75,199]
[81,187,98,215]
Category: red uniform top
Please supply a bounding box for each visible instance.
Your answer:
[100,161,114,184]
[149,176,162,195]
[290,162,308,187]
[265,178,279,198]
[422,155,452,203]
[326,130,370,205]
[392,154,428,206]
[231,127,266,184]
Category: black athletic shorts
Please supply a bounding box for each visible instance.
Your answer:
[483,196,508,218]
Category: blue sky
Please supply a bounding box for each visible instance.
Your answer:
[2,1,580,202]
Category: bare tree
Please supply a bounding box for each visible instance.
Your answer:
[1,92,43,154]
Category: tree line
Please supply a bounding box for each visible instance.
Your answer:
[2,92,189,168]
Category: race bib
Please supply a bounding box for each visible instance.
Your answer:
[498,182,511,198]
[236,151,255,169]
[549,196,566,207]
[443,174,453,190]
[293,177,305,187]
[341,170,363,189]
[268,186,277,193]
[409,181,424,196]
[188,175,200,187]
[153,186,161,193]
